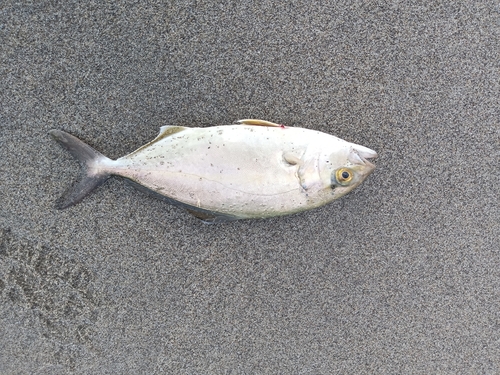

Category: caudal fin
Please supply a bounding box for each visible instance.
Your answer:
[49,130,113,209]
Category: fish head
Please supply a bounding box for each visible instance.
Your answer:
[325,143,378,200]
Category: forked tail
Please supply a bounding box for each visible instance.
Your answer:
[49,130,113,209]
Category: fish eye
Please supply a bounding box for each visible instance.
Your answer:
[336,168,353,185]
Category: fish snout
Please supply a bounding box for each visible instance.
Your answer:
[345,145,378,176]
[355,145,378,160]
[348,145,378,167]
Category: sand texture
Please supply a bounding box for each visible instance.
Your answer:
[1,1,499,374]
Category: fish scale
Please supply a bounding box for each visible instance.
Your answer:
[50,119,377,222]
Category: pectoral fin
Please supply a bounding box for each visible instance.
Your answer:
[237,119,283,127]
[297,158,322,192]
[283,152,302,166]
[282,150,321,191]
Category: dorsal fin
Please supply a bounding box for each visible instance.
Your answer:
[127,126,186,156]
[237,119,283,127]
[157,125,186,139]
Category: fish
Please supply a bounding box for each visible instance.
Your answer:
[49,119,377,223]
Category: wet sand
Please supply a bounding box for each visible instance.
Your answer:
[1,2,498,373]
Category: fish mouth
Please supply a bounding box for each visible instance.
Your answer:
[349,146,378,168]
[355,145,378,160]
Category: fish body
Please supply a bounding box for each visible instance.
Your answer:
[50,120,377,222]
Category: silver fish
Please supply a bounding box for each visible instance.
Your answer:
[50,119,377,222]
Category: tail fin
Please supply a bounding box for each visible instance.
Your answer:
[49,130,113,209]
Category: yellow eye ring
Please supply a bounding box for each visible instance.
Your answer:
[336,168,353,184]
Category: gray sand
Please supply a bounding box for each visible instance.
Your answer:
[1,2,499,374]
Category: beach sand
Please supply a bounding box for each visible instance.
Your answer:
[1,2,498,373]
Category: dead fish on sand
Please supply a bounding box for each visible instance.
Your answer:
[50,119,377,223]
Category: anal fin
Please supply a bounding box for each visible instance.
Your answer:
[185,209,218,223]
